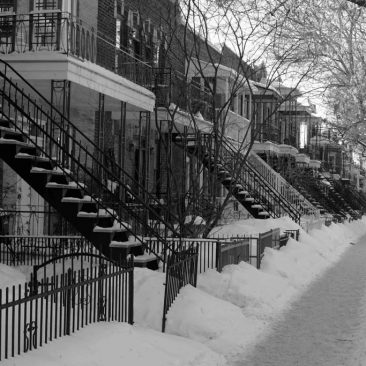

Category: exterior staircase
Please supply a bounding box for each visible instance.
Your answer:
[0,60,184,269]
[247,151,320,219]
[174,132,307,224]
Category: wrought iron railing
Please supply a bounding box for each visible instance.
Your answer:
[247,151,320,218]
[175,131,303,222]
[0,12,152,88]
[0,59,186,259]
[0,235,96,266]
[213,133,303,222]
[0,259,133,361]
[162,246,198,332]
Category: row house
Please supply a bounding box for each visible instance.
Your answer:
[0,0,161,234]
[0,0,361,240]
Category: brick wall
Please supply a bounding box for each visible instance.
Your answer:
[97,0,115,70]
[79,0,98,30]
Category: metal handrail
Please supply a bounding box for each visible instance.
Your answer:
[188,132,302,223]
[0,59,186,260]
[247,152,320,217]
[218,135,302,222]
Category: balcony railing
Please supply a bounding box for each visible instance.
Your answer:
[0,12,152,88]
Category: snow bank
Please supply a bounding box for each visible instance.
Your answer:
[0,264,27,290]
[1,323,227,366]
[162,217,366,358]
[3,217,366,365]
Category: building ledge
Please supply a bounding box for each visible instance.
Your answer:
[1,52,155,111]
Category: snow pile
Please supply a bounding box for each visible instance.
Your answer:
[1,323,226,366]
[0,264,27,290]
[2,217,366,365]
[162,217,366,357]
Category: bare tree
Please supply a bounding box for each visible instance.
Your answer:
[261,0,366,146]
[142,0,320,236]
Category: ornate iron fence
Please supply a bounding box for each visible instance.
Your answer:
[0,236,96,266]
[146,237,218,273]
[0,259,133,361]
[162,246,198,332]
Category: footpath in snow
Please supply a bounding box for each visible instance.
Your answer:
[235,232,366,366]
[2,217,366,365]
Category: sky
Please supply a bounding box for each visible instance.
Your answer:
[1,216,366,365]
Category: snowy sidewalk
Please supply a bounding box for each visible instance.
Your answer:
[234,233,366,366]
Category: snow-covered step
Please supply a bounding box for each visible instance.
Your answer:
[61,195,102,203]
[134,252,158,264]
[217,169,229,175]
[237,190,249,196]
[258,211,270,217]
[93,225,127,233]
[252,204,263,209]
[0,138,29,147]
[46,181,85,189]
[244,197,255,202]
[109,239,141,248]
[77,208,116,218]
[30,167,64,175]
[15,153,50,163]
[93,220,131,233]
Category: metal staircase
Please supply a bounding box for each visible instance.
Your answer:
[175,132,303,223]
[0,60,184,269]
[247,152,320,218]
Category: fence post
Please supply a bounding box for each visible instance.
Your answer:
[162,257,170,333]
[215,240,221,272]
[128,261,134,325]
[257,236,261,270]
[65,268,72,335]
[30,266,39,296]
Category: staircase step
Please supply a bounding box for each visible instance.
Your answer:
[244,197,255,202]
[109,239,141,248]
[15,153,51,163]
[0,138,29,147]
[30,167,64,175]
[77,209,116,218]
[93,220,131,233]
[134,253,159,270]
[237,190,249,195]
[46,181,86,189]
[258,211,270,217]
[252,204,263,209]
[0,118,10,128]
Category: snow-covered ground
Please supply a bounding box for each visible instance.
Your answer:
[2,216,366,366]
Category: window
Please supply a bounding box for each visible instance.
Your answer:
[114,0,124,20]
[33,0,61,11]
[143,19,151,34]
[130,11,139,29]
[31,1,62,49]
[0,1,15,13]
[245,96,250,119]
[239,94,244,116]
